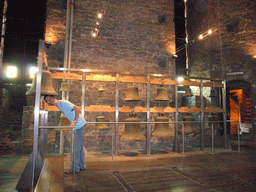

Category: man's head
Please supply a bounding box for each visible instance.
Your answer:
[44,95,56,105]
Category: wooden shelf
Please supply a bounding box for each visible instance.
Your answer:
[41,104,224,113]
[51,72,224,87]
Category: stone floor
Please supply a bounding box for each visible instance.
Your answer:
[64,147,256,192]
[1,147,256,192]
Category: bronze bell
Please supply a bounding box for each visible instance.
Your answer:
[120,113,146,142]
[183,87,193,97]
[57,115,71,131]
[154,85,170,101]
[59,81,70,92]
[181,113,196,133]
[26,70,58,96]
[124,86,141,101]
[98,84,105,92]
[209,88,217,97]
[94,116,109,129]
[208,113,220,130]
[152,113,174,137]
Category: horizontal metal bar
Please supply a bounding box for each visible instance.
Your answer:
[39,120,238,129]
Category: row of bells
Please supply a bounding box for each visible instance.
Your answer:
[58,112,220,142]
[26,70,218,99]
[25,70,171,101]
[184,87,218,97]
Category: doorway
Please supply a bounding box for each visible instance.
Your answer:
[226,80,252,135]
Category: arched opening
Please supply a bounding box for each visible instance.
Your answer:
[226,80,252,135]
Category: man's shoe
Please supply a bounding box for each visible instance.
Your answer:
[64,170,73,174]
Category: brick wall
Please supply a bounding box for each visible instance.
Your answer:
[187,0,256,142]
[22,0,178,153]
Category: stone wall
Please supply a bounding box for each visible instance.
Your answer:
[187,0,256,143]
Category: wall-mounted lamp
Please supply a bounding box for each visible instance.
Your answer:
[177,77,184,82]
[6,66,17,78]
[29,66,38,78]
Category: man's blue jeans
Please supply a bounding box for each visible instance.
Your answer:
[73,125,86,172]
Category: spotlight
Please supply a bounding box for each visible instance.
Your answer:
[177,77,184,82]
[97,13,103,19]
[6,66,17,78]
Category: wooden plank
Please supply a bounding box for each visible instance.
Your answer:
[52,72,82,80]
[42,103,214,113]
[35,156,64,192]
[203,81,224,87]
[204,107,224,112]
[179,80,201,86]
[51,72,223,87]
[178,107,201,113]
[86,74,116,82]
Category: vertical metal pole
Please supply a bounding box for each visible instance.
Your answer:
[64,0,71,68]
[40,110,48,159]
[67,1,74,69]
[81,73,86,117]
[115,73,119,156]
[184,0,189,76]
[212,123,214,154]
[112,124,114,161]
[173,77,180,152]
[223,80,227,149]
[200,80,204,151]
[238,123,240,152]
[0,0,7,80]
[31,40,44,190]
[71,128,76,184]
[182,123,185,156]
[59,131,64,155]
[146,75,151,157]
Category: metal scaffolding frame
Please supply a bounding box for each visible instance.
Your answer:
[18,39,240,191]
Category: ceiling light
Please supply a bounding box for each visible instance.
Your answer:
[6,66,17,78]
[97,13,103,19]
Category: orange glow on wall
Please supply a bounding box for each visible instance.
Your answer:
[229,97,239,134]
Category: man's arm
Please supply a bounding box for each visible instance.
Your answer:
[71,105,80,125]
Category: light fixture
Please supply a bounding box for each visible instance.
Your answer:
[91,28,98,37]
[92,32,97,37]
[177,77,184,82]
[6,66,17,78]
[29,66,38,78]
[253,55,256,59]
[97,13,103,19]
